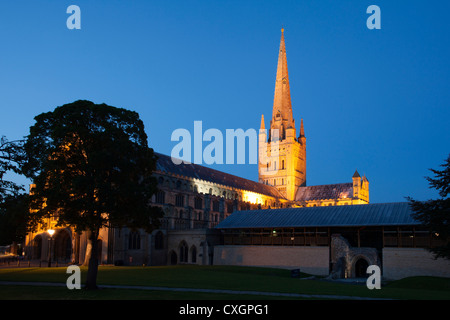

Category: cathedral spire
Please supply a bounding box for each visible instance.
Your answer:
[271,27,294,132]
[260,114,265,130]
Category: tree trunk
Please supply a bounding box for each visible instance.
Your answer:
[85,229,99,290]
[82,237,92,267]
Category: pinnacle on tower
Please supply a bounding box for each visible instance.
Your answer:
[300,118,305,137]
[260,114,265,130]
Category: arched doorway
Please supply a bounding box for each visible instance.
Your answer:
[54,229,72,262]
[354,258,369,278]
[169,250,177,265]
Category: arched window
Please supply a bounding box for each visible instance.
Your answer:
[175,194,184,207]
[128,231,141,250]
[179,241,188,263]
[213,200,220,212]
[156,190,165,204]
[195,197,203,210]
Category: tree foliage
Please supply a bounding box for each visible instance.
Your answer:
[0,136,25,202]
[408,154,450,260]
[0,193,30,246]
[23,100,163,288]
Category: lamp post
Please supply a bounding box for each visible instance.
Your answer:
[47,229,55,267]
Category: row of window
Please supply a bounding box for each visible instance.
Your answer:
[155,191,244,213]
[263,178,287,186]
[128,231,164,250]
[157,176,239,200]
[265,159,285,171]
[222,227,447,249]
[127,233,200,264]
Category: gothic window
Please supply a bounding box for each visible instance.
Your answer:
[195,197,203,210]
[213,200,220,212]
[128,231,141,250]
[227,203,234,214]
[156,190,165,204]
[175,194,184,207]
[282,160,285,169]
[179,241,188,263]
[274,161,277,170]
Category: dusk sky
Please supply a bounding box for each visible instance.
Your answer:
[0,1,449,204]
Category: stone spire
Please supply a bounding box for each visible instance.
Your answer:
[260,114,265,130]
[300,118,305,137]
[271,28,294,134]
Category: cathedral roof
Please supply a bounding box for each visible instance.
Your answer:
[154,152,286,199]
[295,183,353,201]
[215,202,418,229]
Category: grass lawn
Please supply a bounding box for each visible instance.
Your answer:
[0,265,449,300]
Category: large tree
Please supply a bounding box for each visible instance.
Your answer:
[408,154,450,260]
[23,100,163,289]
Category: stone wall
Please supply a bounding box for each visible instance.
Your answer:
[383,248,450,280]
[330,234,380,279]
[167,229,221,265]
[213,245,329,275]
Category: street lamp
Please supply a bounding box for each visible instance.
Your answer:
[47,229,55,267]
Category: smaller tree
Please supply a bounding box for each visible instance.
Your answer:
[0,136,25,202]
[0,193,30,248]
[408,154,450,260]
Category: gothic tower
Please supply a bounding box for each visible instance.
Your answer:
[259,28,306,201]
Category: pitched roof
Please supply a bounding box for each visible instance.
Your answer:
[295,183,353,201]
[154,152,285,199]
[215,202,419,229]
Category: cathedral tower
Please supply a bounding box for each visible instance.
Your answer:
[259,28,306,201]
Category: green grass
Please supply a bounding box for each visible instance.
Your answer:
[0,265,449,300]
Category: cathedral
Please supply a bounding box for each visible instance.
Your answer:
[24,29,372,270]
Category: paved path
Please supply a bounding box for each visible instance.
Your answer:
[0,281,390,300]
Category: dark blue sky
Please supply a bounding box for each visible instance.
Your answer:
[1,1,449,203]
